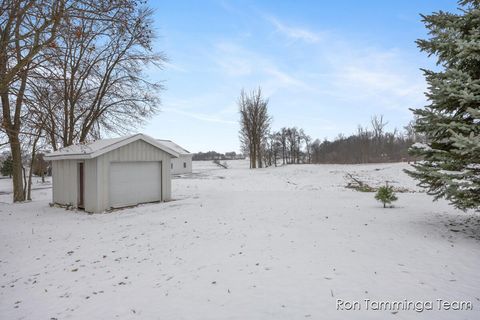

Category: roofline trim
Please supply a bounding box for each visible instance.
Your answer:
[44,134,180,160]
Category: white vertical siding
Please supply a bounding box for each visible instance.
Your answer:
[52,159,78,206]
[94,139,172,212]
[171,154,193,174]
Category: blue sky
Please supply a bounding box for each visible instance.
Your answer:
[143,0,458,153]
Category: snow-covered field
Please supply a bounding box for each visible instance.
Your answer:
[1,161,479,319]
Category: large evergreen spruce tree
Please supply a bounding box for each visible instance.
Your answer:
[406,0,480,211]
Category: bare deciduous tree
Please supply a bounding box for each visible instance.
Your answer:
[1,0,166,202]
[33,1,165,149]
[1,0,65,201]
[239,87,271,169]
[301,129,311,164]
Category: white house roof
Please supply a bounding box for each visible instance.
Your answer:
[44,134,180,161]
[156,139,191,155]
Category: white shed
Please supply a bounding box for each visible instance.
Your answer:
[44,134,179,213]
[157,140,193,175]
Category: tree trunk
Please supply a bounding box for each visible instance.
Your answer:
[248,142,255,169]
[22,166,27,199]
[27,128,42,200]
[251,143,256,169]
[2,67,28,202]
[9,136,25,202]
[257,145,262,168]
[27,148,36,201]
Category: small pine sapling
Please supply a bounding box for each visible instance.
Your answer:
[375,182,398,208]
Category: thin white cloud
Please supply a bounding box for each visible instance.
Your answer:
[212,15,425,114]
[217,57,253,77]
[262,16,426,112]
[324,45,427,111]
[163,61,187,73]
[266,16,323,43]
[213,41,312,95]
[217,0,238,14]
[163,107,236,125]
[264,66,310,89]
[212,36,425,123]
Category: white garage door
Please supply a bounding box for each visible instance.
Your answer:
[109,161,162,208]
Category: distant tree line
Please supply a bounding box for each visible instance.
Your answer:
[193,151,244,161]
[267,116,423,165]
[309,116,424,164]
[238,88,424,167]
[263,127,311,166]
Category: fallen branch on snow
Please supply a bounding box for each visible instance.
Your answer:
[344,173,376,192]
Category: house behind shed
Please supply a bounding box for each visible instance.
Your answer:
[157,139,193,175]
[44,134,179,213]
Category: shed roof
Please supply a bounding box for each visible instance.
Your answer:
[156,139,191,155]
[44,134,180,161]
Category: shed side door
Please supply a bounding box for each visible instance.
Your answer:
[78,162,84,208]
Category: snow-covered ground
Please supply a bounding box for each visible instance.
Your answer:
[1,161,479,319]
[0,176,51,199]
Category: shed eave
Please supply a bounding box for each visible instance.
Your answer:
[44,153,92,161]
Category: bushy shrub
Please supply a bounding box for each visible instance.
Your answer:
[0,156,13,177]
[375,183,398,208]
